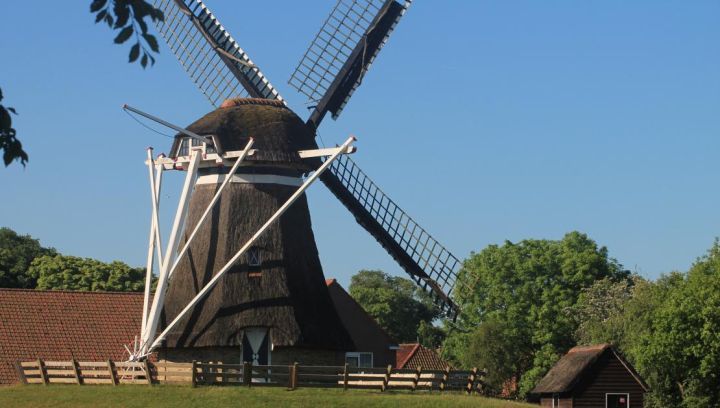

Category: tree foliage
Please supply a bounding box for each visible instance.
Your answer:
[349,270,439,343]
[0,227,56,288]
[570,240,720,407]
[444,231,628,397]
[90,0,164,68]
[0,88,27,167]
[29,254,147,292]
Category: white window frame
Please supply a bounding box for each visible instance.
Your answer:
[345,352,373,368]
[247,247,262,267]
[552,393,559,408]
[606,393,630,408]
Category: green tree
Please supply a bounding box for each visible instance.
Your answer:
[28,254,147,292]
[445,231,628,397]
[1,1,163,167]
[0,227,56,288]
[349,270,439,342]
[417,320,445,349]
[634,242,720,408]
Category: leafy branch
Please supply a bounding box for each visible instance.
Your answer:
[0,88,27,167]
[90,0,164,68]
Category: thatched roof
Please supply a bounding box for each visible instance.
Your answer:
[169,98,317,166]
[160,102,353,352]
[531,344,648,394]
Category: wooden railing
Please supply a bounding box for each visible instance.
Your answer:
[17,360,485,393]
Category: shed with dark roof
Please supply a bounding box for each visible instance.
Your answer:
[531,344,648,408]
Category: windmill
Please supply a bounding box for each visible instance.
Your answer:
[133,0,465,364]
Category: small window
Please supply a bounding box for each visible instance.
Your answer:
[247,247,261,267]
[345,352,373,368]
[552,394,559,408]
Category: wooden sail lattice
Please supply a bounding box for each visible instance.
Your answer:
[323,155,460,317]
[289,0,412,124]
[153,0,283,106]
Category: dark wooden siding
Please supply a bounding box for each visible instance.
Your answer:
[572,351,645,408]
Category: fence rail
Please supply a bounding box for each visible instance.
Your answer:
[17,360,485,393]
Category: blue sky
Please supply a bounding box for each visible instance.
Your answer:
[1,1,718,288]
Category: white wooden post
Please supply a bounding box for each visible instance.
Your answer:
[142,149,164,336]
[142,149,201,352]
[146,136,356,353]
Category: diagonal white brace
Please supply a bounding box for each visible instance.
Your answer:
[145,136,357,354]
[167,138,255,281]
[141,149,164,336]
[142,149,202,347]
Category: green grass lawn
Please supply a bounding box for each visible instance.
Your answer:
[0,385,536,408]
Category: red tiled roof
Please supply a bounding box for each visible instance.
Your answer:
[396,343,450,370]
[0,289,144,384]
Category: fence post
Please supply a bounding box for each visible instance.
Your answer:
[288,362,298,390]
[466,367,478,395]
[191,360,197,387]
[343,363,349,391]
[144,360,153,385]
[412,366,421,391]
[107,360,117,386]
[71,359,83,385]
[477,368,486,395]
[37,359,48,385]
[243,361,252,387]
[381,365,392,392]
[15,362,28,385]
[439,366,450,392]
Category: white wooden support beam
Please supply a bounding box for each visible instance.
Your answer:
[148,145,356,170]
[144,136,357,354]
[141,149,164,336]
[167,138,255,281]
[142,149,202,350]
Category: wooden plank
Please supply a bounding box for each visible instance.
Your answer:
[114,362,145,369]
[48,377,77,384]
[343,364,349,391]
[43,361,74,366]
[20,361,40,368]
[77,362,109,367]
[45,367,75,377]
[26,378,44,384]
[83,378,113,385]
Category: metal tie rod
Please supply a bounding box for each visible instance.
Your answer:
[123,104,211,145]
[144,135,357,354]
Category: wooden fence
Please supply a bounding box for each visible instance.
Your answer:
[17,360,485,393]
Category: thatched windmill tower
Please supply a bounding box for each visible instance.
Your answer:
[159,99,353,365]
[134,0,467,365]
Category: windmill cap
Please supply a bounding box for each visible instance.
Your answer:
[171,99,315,167]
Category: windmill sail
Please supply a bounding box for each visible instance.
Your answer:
[320,155,461,319]
[153,0,283,106]
[289,0,412,128]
